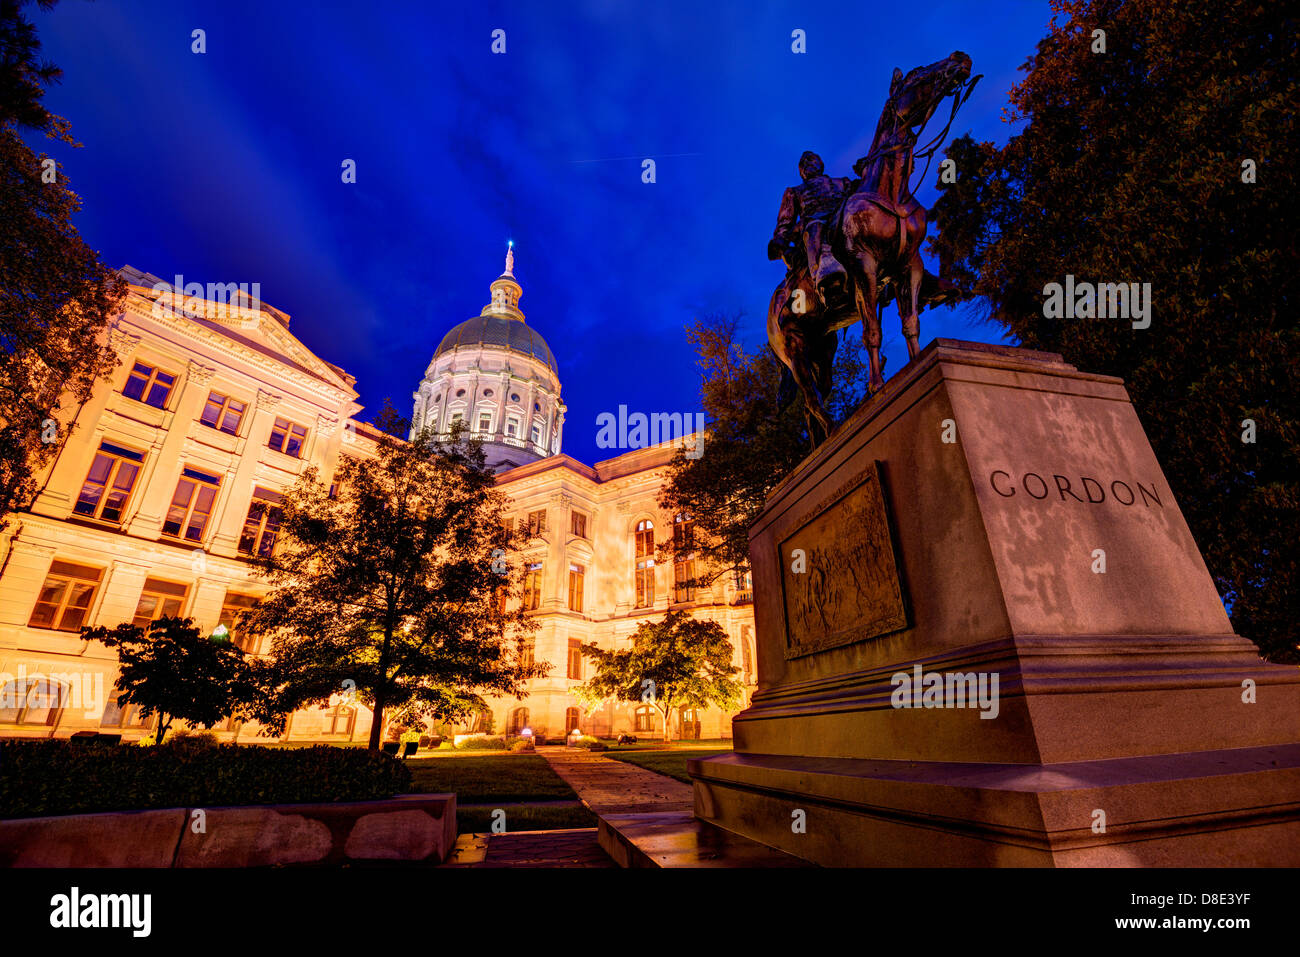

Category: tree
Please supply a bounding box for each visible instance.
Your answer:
[927,0,1300,661]
[1,0,123,527]
[83,617,256,745]
[242,406,543,750]
[658,312,871,588]
[572,609,742,743]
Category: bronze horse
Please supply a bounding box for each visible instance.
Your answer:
[768,52,977,445]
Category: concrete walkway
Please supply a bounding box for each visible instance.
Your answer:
[439,746,695,867]
[536,745,694,814]
[442,829,615,868]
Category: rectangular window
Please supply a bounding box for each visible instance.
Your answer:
[520,509,546,537]
[635,560,655,608]
[571,511,587,539]
[200,391,246,435]
[478,413,492,433]
[238,487,284,557]
[0,677,66,726]
[122,361,176,409]
[505,417,519,437]
[268,417,309,457]
[162,467,222,542]
[523,562,543,611]
[568,563,585,612]
[531,423,542,445]
[219,592,260,651]
[326,704,355,736]
[674,558,696,603]
[27,560,102,632]
[132,578,189,628]
[567,639,583,680]
[73,441,144,524]
[100,688,152,729]
[519,638,535,671]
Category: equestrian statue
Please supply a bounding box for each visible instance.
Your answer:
[768,51,979,447]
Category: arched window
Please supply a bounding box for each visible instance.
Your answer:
[634,520,655,607]
[741,625,755,683]
[565,707,581,733]
[634,705,657,733]
[508,707,530,734]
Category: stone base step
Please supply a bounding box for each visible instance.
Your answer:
[597,810,812,868]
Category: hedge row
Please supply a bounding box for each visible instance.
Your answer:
[0,740,412,820]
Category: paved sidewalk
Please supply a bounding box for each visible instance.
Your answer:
[443,829,615,868]
[537,746,694,814]
[438,746,695,867]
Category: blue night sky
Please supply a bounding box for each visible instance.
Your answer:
[30,0,1051,465]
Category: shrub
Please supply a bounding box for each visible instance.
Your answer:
[165,729,219,754]
[510,739,532,752]
[0,740,412,820]
[576,736,608,752]
[456,736,507,751]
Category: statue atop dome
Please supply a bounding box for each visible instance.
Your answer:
[483,242,524,321]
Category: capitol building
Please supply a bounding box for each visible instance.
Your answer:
[0,249,755,743]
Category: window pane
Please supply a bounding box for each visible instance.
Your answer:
[58,604,89,632]
[112,461,139,494]
[132,595,159,627]
[220,401,244,434]
[163,489,190,536]
[28,600,59,629]
[145,380,170,408]
[285,425,307,457]
[123,368,148,401]
[201,395,223,427]
[66,580,95,610]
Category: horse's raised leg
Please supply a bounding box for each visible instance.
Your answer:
[854,255,884,394]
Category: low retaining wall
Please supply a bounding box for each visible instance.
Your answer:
[0,793,456,868]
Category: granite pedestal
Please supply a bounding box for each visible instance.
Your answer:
[690,340,1300,866]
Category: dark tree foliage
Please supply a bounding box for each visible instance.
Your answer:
[658,312,871,587]
[83,616,257,745]
[0,0,123,527]
[927,0,1299,661]
[242,406,544,750]
[571,609,742,743]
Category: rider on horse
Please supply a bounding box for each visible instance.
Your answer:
[768,151,854,314]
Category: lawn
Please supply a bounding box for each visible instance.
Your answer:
[405,754,577,803]
[602,737,733,752]
[605,747,730,784]
[457,804,597,833]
